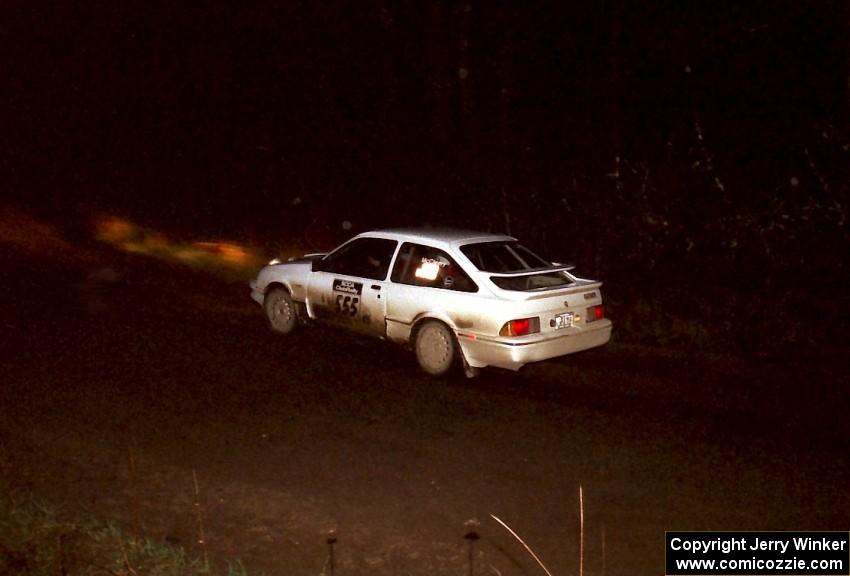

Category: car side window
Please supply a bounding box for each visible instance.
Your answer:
[320,237,397,280]
[390,243,478,292]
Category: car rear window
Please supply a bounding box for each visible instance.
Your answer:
[460,241,575,291]
[460,241,550,272]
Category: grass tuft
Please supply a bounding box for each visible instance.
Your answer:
[0,486,252,576]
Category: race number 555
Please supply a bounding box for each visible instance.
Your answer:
[336,294,359,316]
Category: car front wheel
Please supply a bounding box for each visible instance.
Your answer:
[264,287,297,335]
[414,320,457,376]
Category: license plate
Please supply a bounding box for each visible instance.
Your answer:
[553,311,574,329]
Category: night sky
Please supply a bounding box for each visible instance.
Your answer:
[4,1,848,310]
[4,4,843,206]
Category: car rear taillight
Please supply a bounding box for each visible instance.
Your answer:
[499,317,540,337]
[586,304,604,323]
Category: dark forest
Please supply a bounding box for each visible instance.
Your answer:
[4,1,849,354]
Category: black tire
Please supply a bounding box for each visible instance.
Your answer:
[414,320,457,376]
[264,287,297,335]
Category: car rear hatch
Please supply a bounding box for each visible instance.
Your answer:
[487,268,606,335]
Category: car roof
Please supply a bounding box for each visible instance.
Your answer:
[362,227,515,247]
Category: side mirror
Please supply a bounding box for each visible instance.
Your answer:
[311,258,325,272]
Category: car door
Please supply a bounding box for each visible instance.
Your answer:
[306,237,398,337]
[384,242,480,342]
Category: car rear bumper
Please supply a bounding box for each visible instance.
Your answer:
[458,319,612,370]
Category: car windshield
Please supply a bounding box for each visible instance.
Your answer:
[460,241,575,292]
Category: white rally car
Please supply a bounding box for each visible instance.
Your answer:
[250,228,611,377]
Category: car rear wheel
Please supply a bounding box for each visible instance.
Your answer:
[264,287,297,335]
[414,320,457,376]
